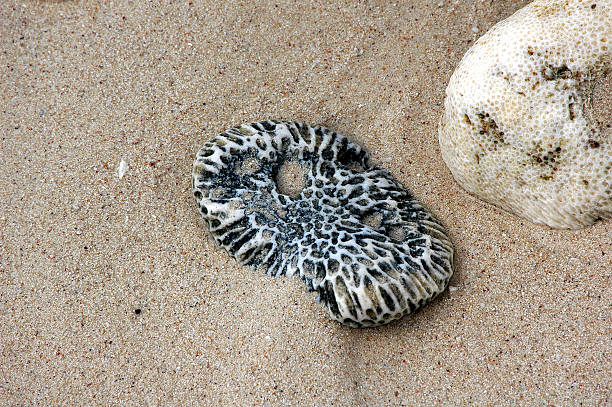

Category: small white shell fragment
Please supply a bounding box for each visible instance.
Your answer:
[117,159,129,179]
[439,0,612,229]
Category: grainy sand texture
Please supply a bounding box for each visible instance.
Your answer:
[1,1,610,406]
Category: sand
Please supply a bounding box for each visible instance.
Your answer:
[1,0,610,405]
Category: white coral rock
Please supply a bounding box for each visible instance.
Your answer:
[439,0,611,229]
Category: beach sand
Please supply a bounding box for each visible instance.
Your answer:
[1,0,610,405]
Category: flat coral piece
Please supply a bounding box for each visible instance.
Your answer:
[193,120,454,327]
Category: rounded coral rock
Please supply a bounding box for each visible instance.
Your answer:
[439,0,612,228]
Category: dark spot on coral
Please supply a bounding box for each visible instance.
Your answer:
[587,139,600,148]
[542,64,572,80]
[474,112,506,145]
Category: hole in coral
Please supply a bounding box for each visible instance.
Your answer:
[362,211,383,230]
[210,187,227,199]
[274,159,308,197]
[588,68,611,140]
[235,157,260,175]
[389,227,405,241]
